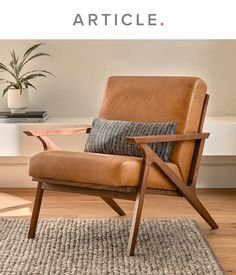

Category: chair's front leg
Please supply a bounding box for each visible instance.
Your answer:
[127,158,152,256]
[28,182,44,239]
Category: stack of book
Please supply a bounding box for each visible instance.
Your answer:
[0,111,48,123]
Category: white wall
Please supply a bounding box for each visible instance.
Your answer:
[1,40,236,188]
[1,40,236,116]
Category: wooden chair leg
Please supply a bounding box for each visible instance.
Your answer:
[183,188,218,229]
[127,160,151,256]
[28,182,44,239]
[101,197,126,216]
[127,192,146,256]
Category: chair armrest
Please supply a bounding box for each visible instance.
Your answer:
[126,132,210,144]
[23,127,91,137]
[23,127,91,151]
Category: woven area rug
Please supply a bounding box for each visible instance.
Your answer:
[0,218,224,275]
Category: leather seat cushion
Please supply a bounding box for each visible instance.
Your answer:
[29,150,182,190]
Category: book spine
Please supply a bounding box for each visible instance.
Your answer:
[0,112,47,118]
[0,114,47,118]
[0,117,48,123]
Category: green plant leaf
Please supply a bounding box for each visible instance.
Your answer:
[9,50,20,76]
[23,73,47,81]
[0,79,17,86]
[2,84,14,97]
[0,63,10,72]
[18,43,46,74]
[23,43,45,60]
[11,50,18,65]
[17,79,22,92]
[9,60,18,78]
[23,81,37,90]
[23,53,50,66]
[20,69,54,79]
[1,43,53,94]
[0,62,17,81]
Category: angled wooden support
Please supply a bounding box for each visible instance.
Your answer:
[138,144,218,230]
[28,182,44,239]
[101,197,126,216]
[37,136,60,151]
[126,94,218,231]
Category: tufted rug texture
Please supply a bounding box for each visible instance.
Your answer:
[0,218,224,275]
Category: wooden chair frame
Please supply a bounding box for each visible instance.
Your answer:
[24,94,218,256]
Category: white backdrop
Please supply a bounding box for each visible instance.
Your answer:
[1,40,236,117]
[0,0,236,39]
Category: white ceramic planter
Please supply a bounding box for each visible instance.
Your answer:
[7,88,29,114]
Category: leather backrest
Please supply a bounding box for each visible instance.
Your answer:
[99,76,207,183]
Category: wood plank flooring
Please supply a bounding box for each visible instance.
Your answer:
[0,188,235,274]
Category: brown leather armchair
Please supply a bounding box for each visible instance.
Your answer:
[24,76,218,256]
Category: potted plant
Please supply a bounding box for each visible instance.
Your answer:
[0,43,53,113]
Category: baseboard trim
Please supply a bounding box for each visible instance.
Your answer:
[0,156,28,165]
[0,156,236,188]
[201,156,236,166]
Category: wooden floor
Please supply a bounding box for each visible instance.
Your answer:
[0,188,235,273]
